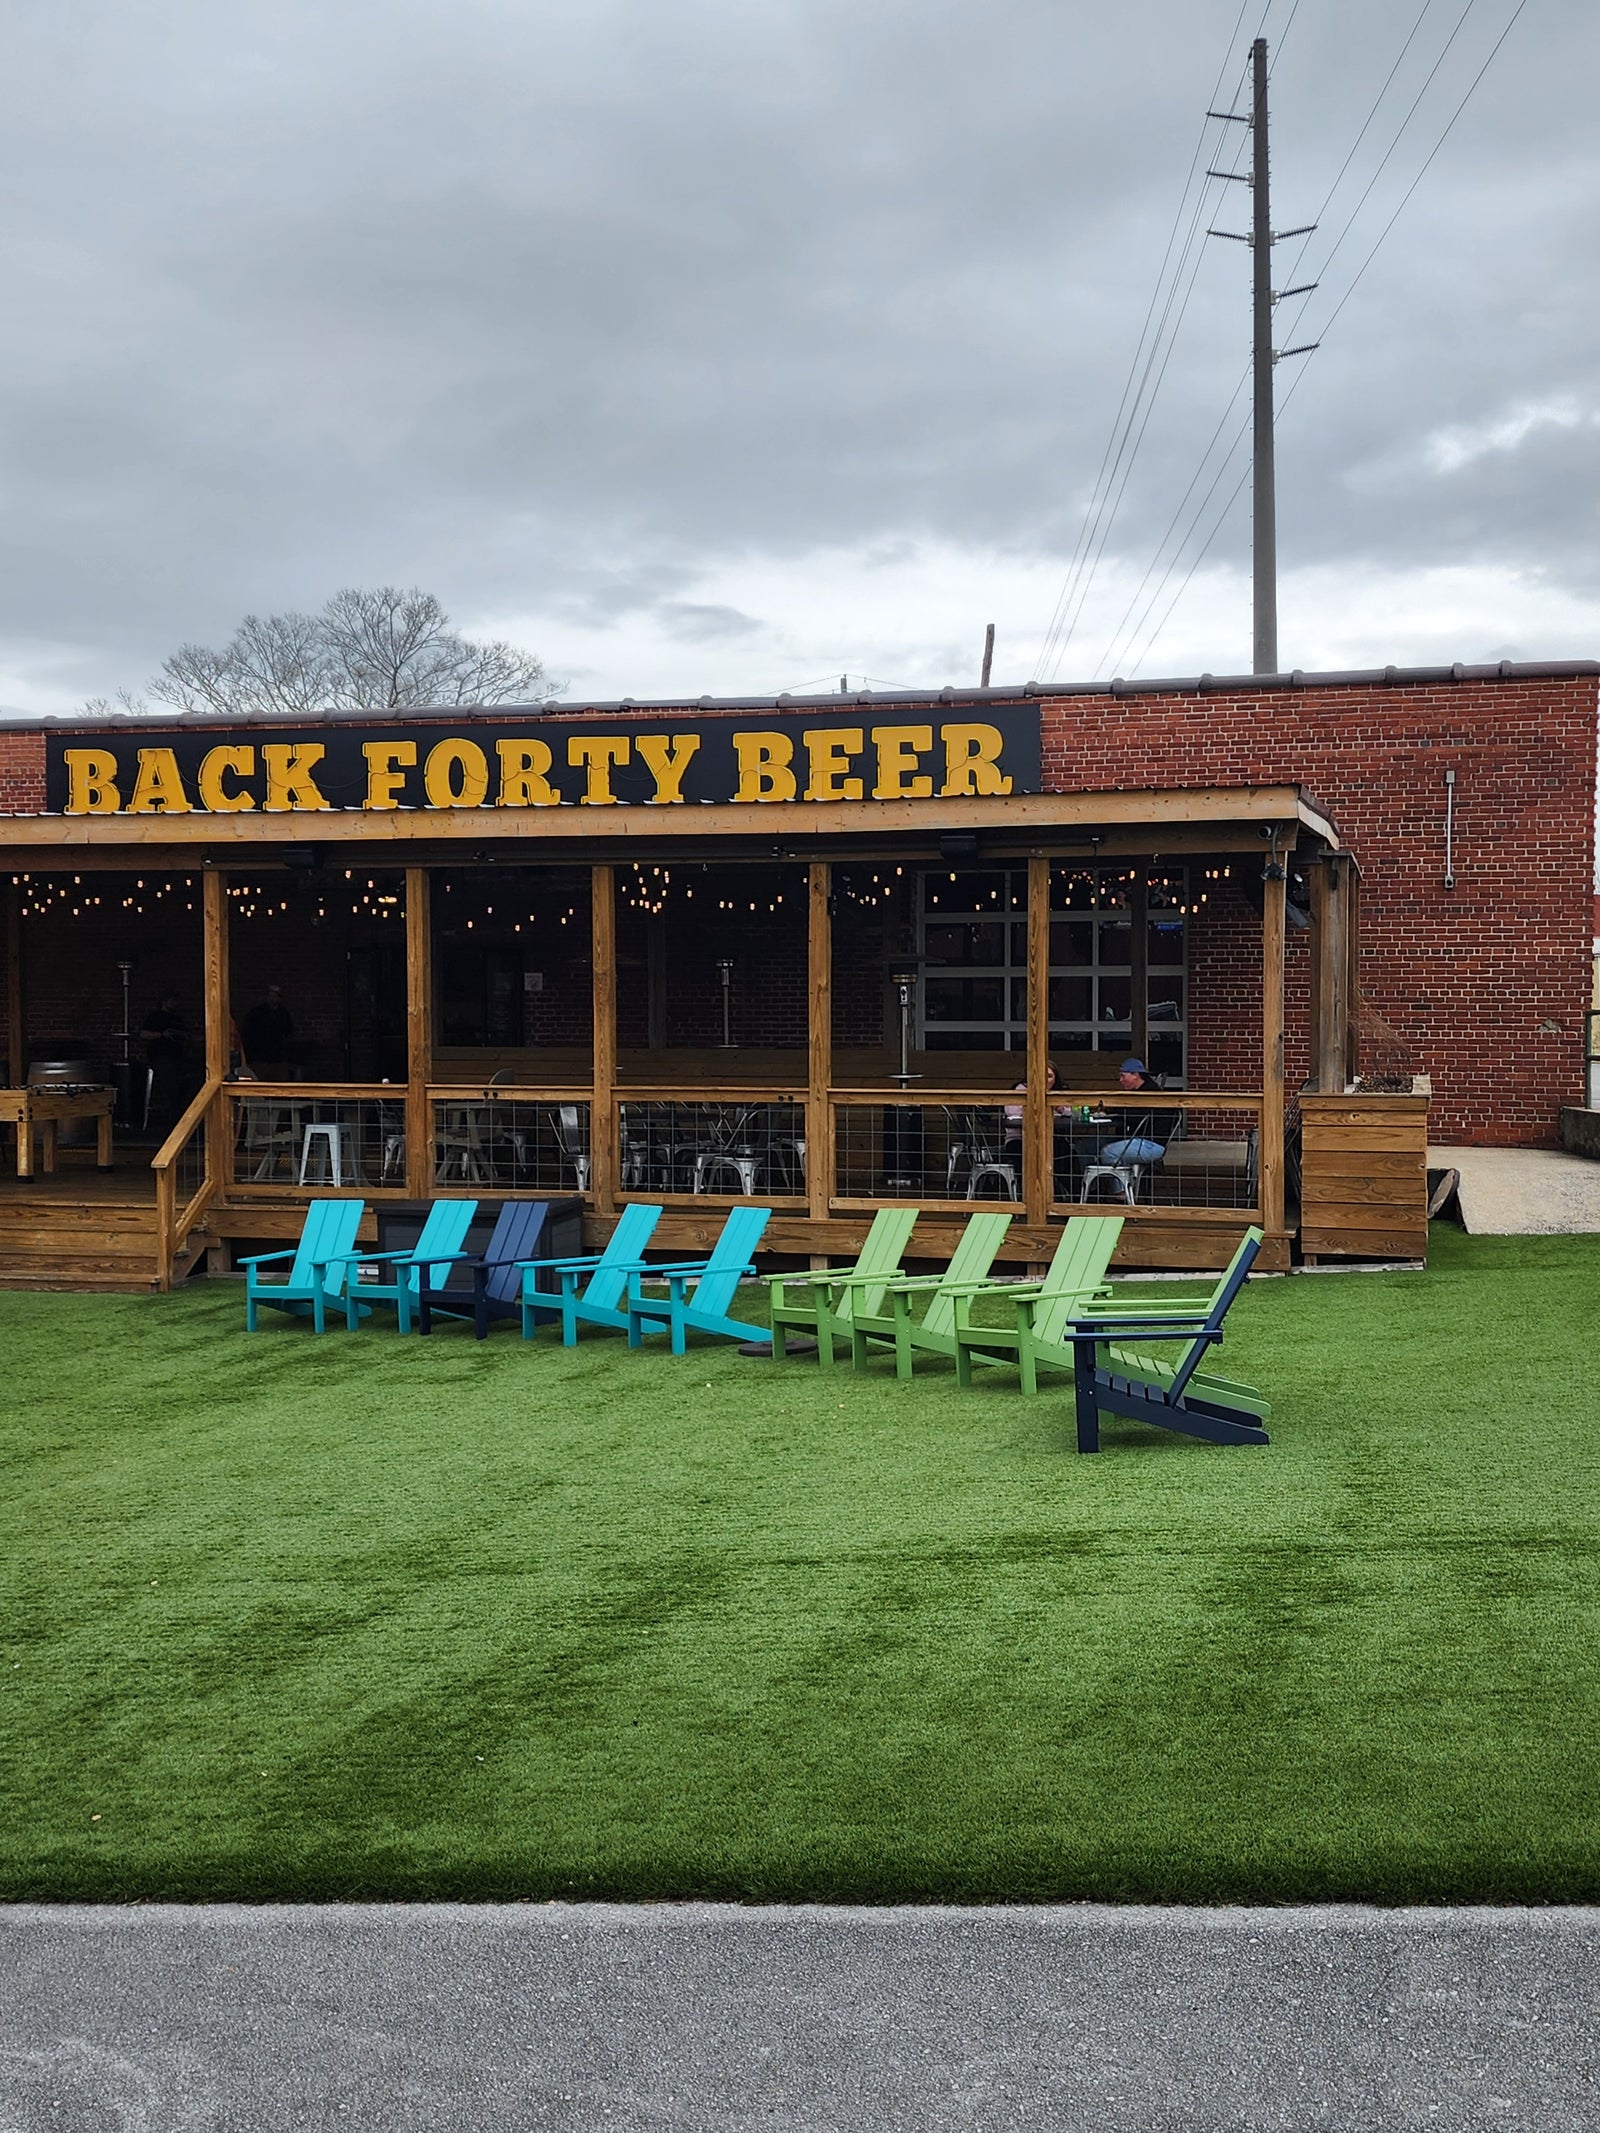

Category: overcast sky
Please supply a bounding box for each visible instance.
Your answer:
[0,0,1592,710]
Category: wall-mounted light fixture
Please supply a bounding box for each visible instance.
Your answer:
[890,966,920,1086]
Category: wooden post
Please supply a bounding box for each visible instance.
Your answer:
[202,869,229,1083]
[807,862,832,1224]
[4,878,22,1085]
[1312,857,1349,1093]
[590,863,617,1212]
[1025,856,1052,1224]
[1343,863,1362,1085]
[1306,859,1326,1079]
[1260,862,1287,1236]
[1128,869,1148,1067]
[405,867,432,1197]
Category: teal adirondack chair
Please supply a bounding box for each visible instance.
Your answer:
[522,1202,664,1339]
[623,1206,773,1354]
[950,1214,1124,1393]
[1081,1227,1270,1422]
[830,1210,1013,1381]
[241,1199,366,1333]
[322,1199,478,1333]
[761,1207,919,1368]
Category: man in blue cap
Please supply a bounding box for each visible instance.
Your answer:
[1097,1056,1172,1169]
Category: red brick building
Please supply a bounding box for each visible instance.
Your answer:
[0,658,1592,1288]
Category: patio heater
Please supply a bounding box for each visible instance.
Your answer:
[112,960,138,1126]
[884,965,923,1192]
[716,958,736,1048]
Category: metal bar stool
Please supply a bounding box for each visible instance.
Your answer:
[299,1121,361,1186]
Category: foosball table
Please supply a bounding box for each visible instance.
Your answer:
[0,1083,116,1179]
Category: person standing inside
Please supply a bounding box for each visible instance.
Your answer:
[139,993,189,1137]
[241,984,296,1076]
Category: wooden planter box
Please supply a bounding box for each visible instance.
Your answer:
[1298,1086,1430,1263]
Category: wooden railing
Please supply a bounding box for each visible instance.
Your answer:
[151,1075,222,1289]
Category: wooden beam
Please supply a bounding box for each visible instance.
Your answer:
[1,783,1324,849]
[1024,856,1051,1224]
[1260,863,1287,1238]
[1128,868,1148,1066]
[4,878,22,1085]
[1343,863,1362,1084]
[590,863,617,1212]
[807,862,832,1223]
[404,867,432,1196]
[1307,859,1326,1080]
[202,869,230,1083]
[1313,857,1349,1093]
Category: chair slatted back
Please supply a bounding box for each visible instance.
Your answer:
[409,1200,479,1295]
[294,1200,365,1298]
[920,1212,1013,1339]
[581,1203,665,1311]
[481,1200,550,1305]
[688,1206,772,1317]
[1168,1228,1262,1400]
[1028,1216,1125,1345]
[835,1207,920,1326]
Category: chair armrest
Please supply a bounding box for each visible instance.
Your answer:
[238,1247,296,1268]
[514,1252,606,1273]
[922,1275,1033,1297]
[1070,1315,1209,1338]
[319,1247,417,1268]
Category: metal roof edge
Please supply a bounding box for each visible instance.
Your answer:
[4,657,1596,733]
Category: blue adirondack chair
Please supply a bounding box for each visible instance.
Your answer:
[1066,1228,1269,1452]
[322,1198,478,1333]
[520,1202,663,1339]
[241,1199,366,1333]
[620,1206,773,1355]
[415,1199,551,1339]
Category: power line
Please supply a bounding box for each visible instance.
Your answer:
[1032,19,1253,679]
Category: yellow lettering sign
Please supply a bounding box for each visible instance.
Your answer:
[423,738,489,809]
[197,745,256,813]
[262,743,332,812]
[495,738,559,807]
[568,734,630,805]
[127,747,192,814]
[635,732,701,805]
[732,730,796,803]
[62,748,121,815]
[940,722,1012,797]
[803,727,864,803]
[871,724,933,801]
[362,741,417,810]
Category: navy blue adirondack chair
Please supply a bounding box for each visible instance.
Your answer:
[1066,1227,1268,1452]
[324,1198,478,1333]
[415,1199,551,1339]
[241,1199,366,1333]
[521,1202,663,1339]
[623,1205,772,1354]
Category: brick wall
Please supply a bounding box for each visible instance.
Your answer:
[0,730,45,814]
[1037,674,1597,1145]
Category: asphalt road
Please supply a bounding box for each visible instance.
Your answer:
[2,1903,1598,2131]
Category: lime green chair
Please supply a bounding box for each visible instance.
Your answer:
[950,1214,1124,1394]
[825,1210,1013,1381]
[761,1207,919,1369]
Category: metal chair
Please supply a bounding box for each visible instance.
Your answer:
[435,1103,488,1183]
[949,1107,1019,1202]
[238,1099,302,1182]
[555,1103,591,1193]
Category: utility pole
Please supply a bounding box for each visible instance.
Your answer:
[980,622,995,688]
[1208,38,1318,675]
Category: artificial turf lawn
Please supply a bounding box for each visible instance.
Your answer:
[1,1225,1597,1904]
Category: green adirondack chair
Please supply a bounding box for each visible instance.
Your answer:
[760,1207,919,1368]
[1077,1227,1270,1421]
[241,1199,366,1333]
[828,1210,1013,1381]
[323,1198,479,1333]
[950,1214,1124,1394]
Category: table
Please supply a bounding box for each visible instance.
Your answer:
[0,1085,115,1179]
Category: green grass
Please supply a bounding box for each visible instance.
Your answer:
[2,1226,1598,1904]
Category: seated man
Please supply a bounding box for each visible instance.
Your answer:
[1098,1056,1176,1168]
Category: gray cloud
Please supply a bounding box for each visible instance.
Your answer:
[0,0,1591,699]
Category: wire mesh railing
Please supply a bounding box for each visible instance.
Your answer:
[431,1096,592,1192]
[833,1099,1021,1205]
[617,1098,806,1200]
[227,1086,403,1193]
[1048,1094,1261,1212]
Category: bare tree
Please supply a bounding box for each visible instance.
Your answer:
[118,586,556,716]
